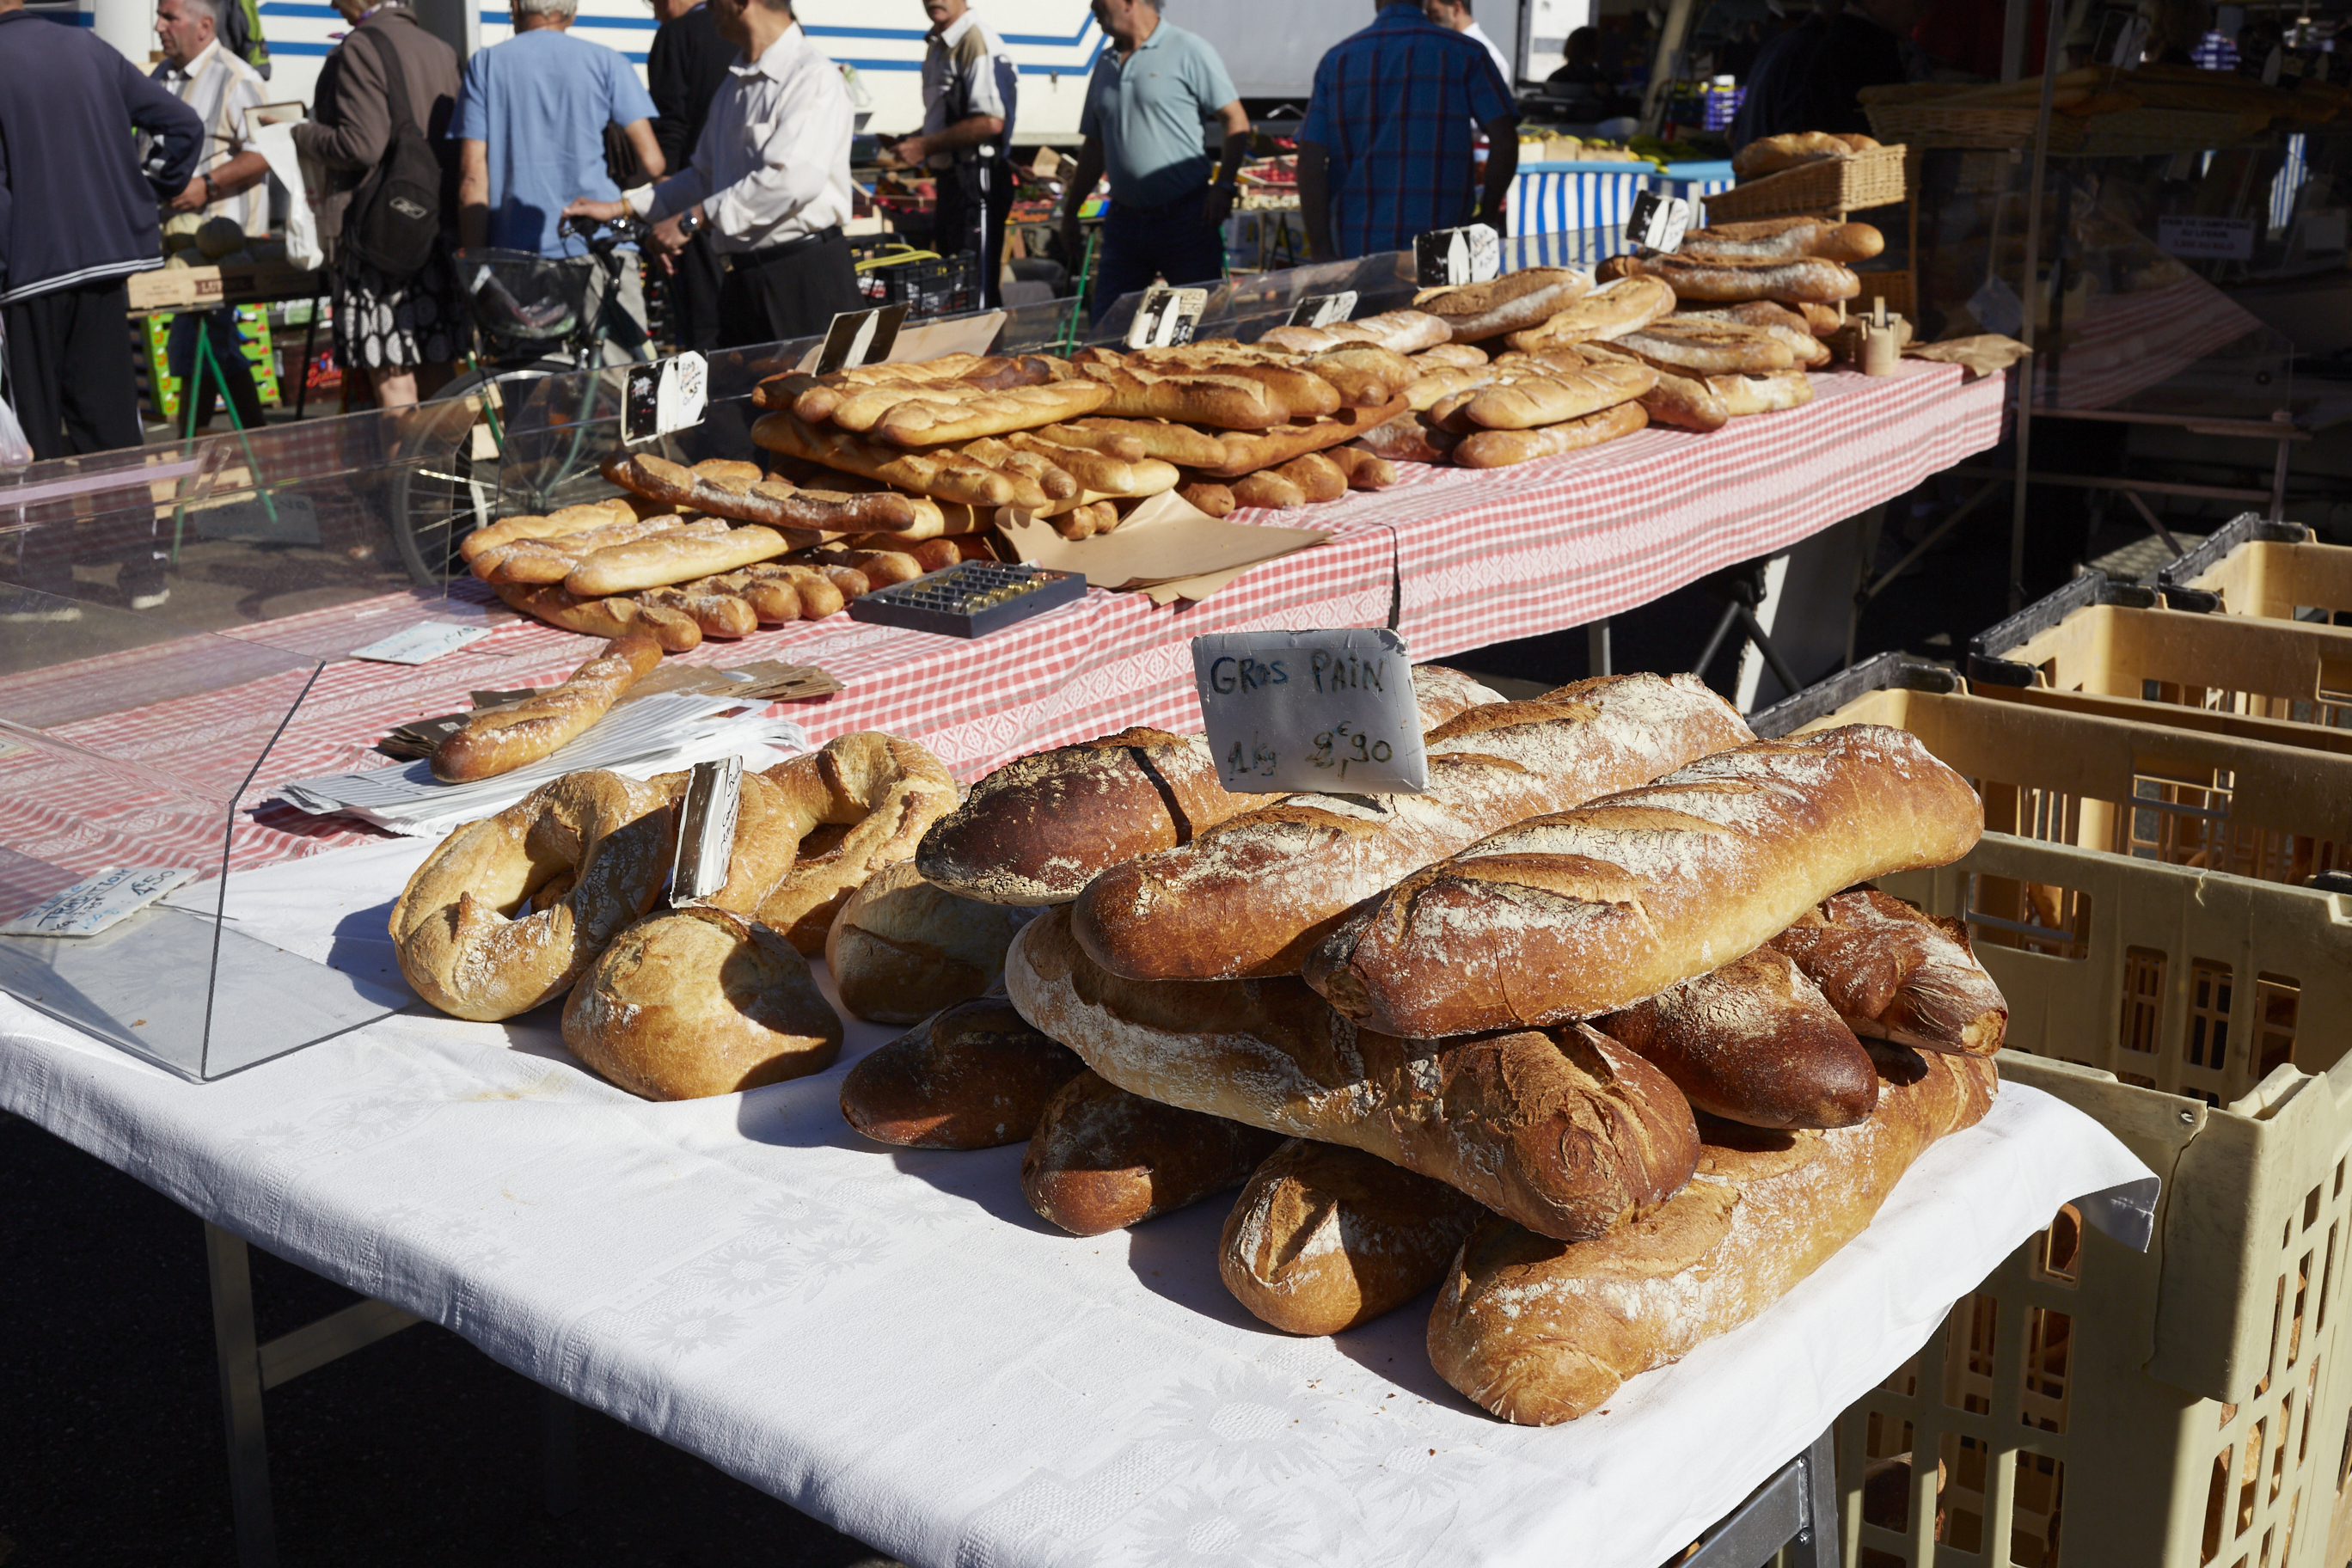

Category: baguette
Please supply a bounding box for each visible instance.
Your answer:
[462,502,646,561]
[1103,347,1345,419]
[1597,253,1861,305]
[1006,910,1701,1243]
[1304,726,1986,1038]
[698,567,800,623]
[473,517,734,585]
[1178,478,1237,518]
[839,997,1084,1148]
[1613,319,1796,375]
[869,380,1113,447]
[1063,416,1229,469]
[431,634,662,782]
[1769,889,2008,1056]
[1230,469,1308,509]
[1075,674,1751,982]
[1301,343,1420,407]
[600,452,920,533]
[1676,217,1885,264]
[1349,409,1461,465]
[1502,275,1676,351]
[1452,401,1648,468]
[492,581,702,651]
[1221,1140,1488,1335]
[751,409,1026,508]
[1274,450,1348,504]
[1415,267,1593,341]
[1451,361,1656,430]
[1021,1069,1285,1235]
[1428,1048,1998,1425]
[1596,948,1878,1129]
[634,583,760,639]
[739,560,846,619]
[1730,131,1862,178]
[1032,420,1148,463]
[1526,345,1730,432]
[916,665,1504,905]
[1413,342,1491,370]
[1326,309,1454,355]
[1191,400,1411,478]
[1075,363,1291,430]
[564,524,794,597]
[1662,309,1831,369]
[1256,325,1340,354]
[1326,444,1397,490]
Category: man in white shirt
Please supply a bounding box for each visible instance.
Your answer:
[153,0,273,429]
[891,1,1018,309]
[1426,0,1516,85]
[567,0,860,348]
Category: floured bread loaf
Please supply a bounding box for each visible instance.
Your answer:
[1073,673,1752,981]
[1305,726,1984,1038]
[1771,888,2007,1056]
[824,861,1035,1023]
[1596,948,1877,1129]
[1429,1046,1997,1424]
[915,665,1503,905]
[1221,1139,1487,1335]
[1008,909,1699,1241]
[1021,1069,1283,1235]
[839,998,1083,1148]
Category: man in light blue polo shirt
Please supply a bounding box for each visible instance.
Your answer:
[1057,0,1251,322]
[453,0,665,356]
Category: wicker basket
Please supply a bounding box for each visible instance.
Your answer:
[1863,100,2088,151]
[2074,107,2272,155]
[1699,144,1908,221]
[1848,267,1915,323]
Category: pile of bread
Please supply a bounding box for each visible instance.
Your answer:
[1730,130,1888,179]
[809,667,2006,1424]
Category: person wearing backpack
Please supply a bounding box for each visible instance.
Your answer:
[294,0,463,409]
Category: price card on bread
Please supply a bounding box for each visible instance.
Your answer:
[1126,285,1209,349]
[1623,190,1690,253]
[1286,291,1358,328]
[1414,223,1500,288]
[1191,628,1428,794]
[621,352,709,444]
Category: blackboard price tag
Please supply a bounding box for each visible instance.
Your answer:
[1191,628,1427,795]
[1414,223,1500,288]
[1128,285,1210,349]
[1287,290,1359,328]
[816,303,910,375]
[621,351,708,444]
[1624,191,1691,253]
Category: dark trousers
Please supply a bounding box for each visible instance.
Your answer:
[662,229,725,353]
[1089,194,1228,324]
[935,164,1017,310]
[6,279,144,461]
[166,307,266,432]
[716,230,863,350]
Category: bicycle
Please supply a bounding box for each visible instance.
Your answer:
[387,215,651,589]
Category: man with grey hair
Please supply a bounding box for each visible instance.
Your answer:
[453,0,665,352]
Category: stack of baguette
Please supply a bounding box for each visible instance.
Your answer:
[826,670,2008,1424]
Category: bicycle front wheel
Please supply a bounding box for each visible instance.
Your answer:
[386,363,557,590]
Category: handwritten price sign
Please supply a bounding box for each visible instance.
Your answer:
[1191,628,1428,794]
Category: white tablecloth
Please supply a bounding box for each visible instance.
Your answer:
[0,838,2156,1568]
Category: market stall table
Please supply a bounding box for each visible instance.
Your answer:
[0,832,2155,1568]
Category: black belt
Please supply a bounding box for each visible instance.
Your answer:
[724,226,843,272]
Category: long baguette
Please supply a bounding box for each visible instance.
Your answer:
[1415,267,1593,340]
[1614,319,1796,375]
[1677,217,1885,264]
[1428,1048,1998,1425]
[916,664,1504,904]
[564,524,793,597]
[1075,363,1291,430]
[1074,674,1752,981]
[1006,908,1701,1243]
[1503,276,1676,352]
[492,581,702,651]
[750,409,1026,508]
[1021,1069,1284,1235]
[1064,416,1229,469]
[431,634,662,781]
[1451,362,1656,431]
[1191,400,1411,478]
[1597,253,1861,305]
[1304,726,1986,1038]
[1525,344,1729,432]
[871,380,1113,447]
[1663,309,1831,369]
[1452,401,1648,468]
[473,518,734,585]
[1221,1140,1487,1335]
[600,452,920,533]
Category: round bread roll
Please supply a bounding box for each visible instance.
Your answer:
[561,906,842,1099]
[839,998,1084,1148]
[824,861,1038,1024]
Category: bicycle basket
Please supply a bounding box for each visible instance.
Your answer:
[454,248,596,350]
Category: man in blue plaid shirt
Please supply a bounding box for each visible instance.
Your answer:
[1297,0,1519,261]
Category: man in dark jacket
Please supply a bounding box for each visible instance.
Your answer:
[647,0,733,350]
[0,0,203,465]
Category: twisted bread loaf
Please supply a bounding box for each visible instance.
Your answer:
[1429,1047,1996,1425]
[1006,909,1700,1242]
[1304,726,1984,1038]
[916,665,1503,905]
[1074,673,1751,982]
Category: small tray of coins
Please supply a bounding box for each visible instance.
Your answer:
[846,560,1088,639]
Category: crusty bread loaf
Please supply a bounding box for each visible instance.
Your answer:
[824,861,1037,1023]
[1665,309,1832,369]
[1221,1139,1488,1335]
[1439,361,1657,432]
[1502,276,1676,352]
[1188,401,1411,479]
[1710,369,1816,417]
[1771,889,2008,1056]
[1074,674,1752,982]
[1064,416,1228,469]
[432,634,661,782]
[1021,1069,1286,1235]
[1006,909,1700,1241]
[916,665,1504,905]
[1528,345,1730,432]
[1596,253,1861,305]
[1676,217,1885,265]
[1306,726,1985,1038]
[1075,363,1291,431]
[1596,948,1877,1129]
[1730,131,1864,179]
[600,452,920,533]
[839,997,1084,1148]
[1417,268,1593,341]
[565,525,795,597]
[1453,401,1649,469]
[492,581,702,651]
[1613,320,1796,376]
[1428,1048,1997,1424]
[1349,410,1461,465]
[561,906,843,1100]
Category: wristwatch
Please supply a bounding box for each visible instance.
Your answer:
[676,209,703,237]
[201,172,217,205]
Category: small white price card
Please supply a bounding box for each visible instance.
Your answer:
[2158,216,2256,260]
[3,867,201,938]
[1128,285,1210,349]
[622,351,710,444]
[815,304,910,375]
[1414,223,1501,288]
[1287,291,1359,328]
[347,622,494,665]
[1624,191,1691,253]
[1192,628,1427,794]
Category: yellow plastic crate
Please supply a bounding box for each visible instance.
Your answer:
[2160,516,2352,626]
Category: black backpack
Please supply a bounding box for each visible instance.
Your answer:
[341,26,442,275]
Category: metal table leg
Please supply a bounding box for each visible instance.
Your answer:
[1683,1424,1840,1568]
[205,1223,279,1568]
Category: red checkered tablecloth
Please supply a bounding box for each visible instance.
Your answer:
[0,361,2004,900]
